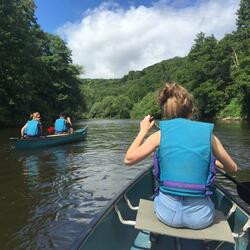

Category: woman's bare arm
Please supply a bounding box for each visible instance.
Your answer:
[124,115,160,165]
[124,131,160,165]
[212,135,238,173]
[21,124,27,137]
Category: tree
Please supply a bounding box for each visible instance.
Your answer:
[0,0,40,125]
[38,33,84,118]
[102,96,116,118]
[192,80,225,118]
[0,0,85,126]
[230,0,250,118]
[80,0,250,120]
[187,33,218,89]
[130,92,161,119]
[88,102,103,118]
[236,0,250,30]
[112,95,133,118]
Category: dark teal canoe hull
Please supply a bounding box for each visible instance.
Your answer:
[72,167,250,250]
[10,127,87,150]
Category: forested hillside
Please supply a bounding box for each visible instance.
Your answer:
[1,0,249,127]
[0,0,84,126]
[82,0,250,120]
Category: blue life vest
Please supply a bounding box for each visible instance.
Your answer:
[55,118,67,133]
[155,118,215,197]
[25,120,40,136]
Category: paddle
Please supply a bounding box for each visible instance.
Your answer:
[150,116,159,129]
[150,116,250,205]
[216,168,250,205]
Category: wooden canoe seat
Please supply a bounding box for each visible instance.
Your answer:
[135,199,234,244]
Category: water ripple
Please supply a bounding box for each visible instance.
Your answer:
[1,119,250,249]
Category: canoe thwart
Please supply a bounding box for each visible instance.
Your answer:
[135,199,235,244]
[114,205,136,226]
[226,203,237,219]
[124,194,139,211]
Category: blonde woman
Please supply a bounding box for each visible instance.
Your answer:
[21,112,42,138]
[124,82,237,229]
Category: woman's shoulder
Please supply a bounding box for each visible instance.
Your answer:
[149,131,160,144]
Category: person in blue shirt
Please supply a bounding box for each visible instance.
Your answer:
[54,112,73,134]
[124,82,237,230]
[21,112,42,138]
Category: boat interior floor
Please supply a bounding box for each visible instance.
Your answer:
[130,199,235,250]
[130,231,234,250]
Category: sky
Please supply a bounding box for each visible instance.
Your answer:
[34,0,240,79]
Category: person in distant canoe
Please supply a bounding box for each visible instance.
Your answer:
[54,112,73,134]
[124,82,238,230]
[21,112,42,138]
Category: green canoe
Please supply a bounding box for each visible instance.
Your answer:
[71,166,250,250]
[10,127,87,150]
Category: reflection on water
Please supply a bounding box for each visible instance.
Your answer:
[215,121,250,171]
[212,121,250,211]
[0,120,151,250]
[0,119,249,249]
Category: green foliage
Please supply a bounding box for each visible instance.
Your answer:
[0,0,39,124]
[0,0,84,126]
[82,23,250,120]
[83,1,250,120]
[1,0,250,124]
[217,98,242,119]
[192,80,225,118]
[81,56,187,119]
[130,92,161,119]
[37,33,84,117]
[88,95,133,119]
[236,0,250,30]
[88,102,103,118]
[111,95,133,118]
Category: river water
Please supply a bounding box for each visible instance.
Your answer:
[0,119,250,249]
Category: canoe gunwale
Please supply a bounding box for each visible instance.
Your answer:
[215,181,250,215]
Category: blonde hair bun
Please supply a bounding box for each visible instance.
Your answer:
[158,82,195,119]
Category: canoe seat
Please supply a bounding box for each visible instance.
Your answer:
[135,199,234,244]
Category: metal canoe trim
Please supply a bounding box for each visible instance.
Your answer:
[114,205,136,226]
[226,203,237,220]
[124,194,139,211]
[208,183,250,240]
[233,218,250,239]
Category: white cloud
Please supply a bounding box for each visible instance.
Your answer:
[58,0,239,78]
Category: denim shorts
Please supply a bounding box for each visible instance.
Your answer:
[154,191,215,229]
